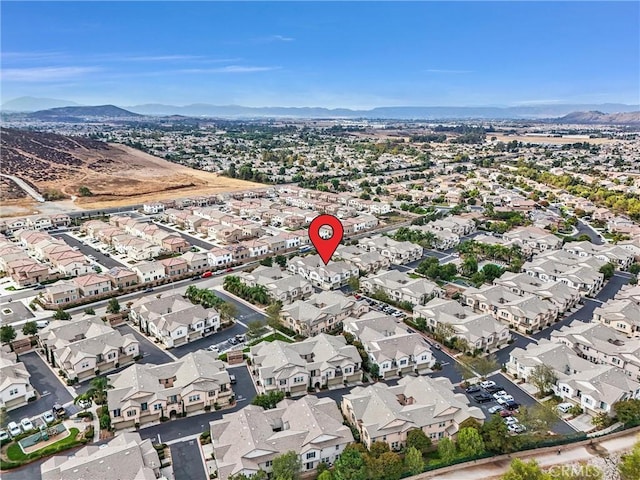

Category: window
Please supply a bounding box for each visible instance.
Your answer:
[127,410,136,417]
[265,378,273,386]
[265,460,273,467]
[188,394,201,402]
[420,355,427,361]
[399,359,407,366]
[113,409,121,417]
[9,388,18,396]
[336,445,340,450]
[141,402,148,411]
[154,404,162,411]
[391,441,399,450]
[81,361,90,369]
[294,376,304,384]
[208,390,217,397]
[306,452,316,459]
[280,379,287,385]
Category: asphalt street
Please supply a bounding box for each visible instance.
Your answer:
[5,352,74,424]
[54,233,127,270]
[153,223,216,250]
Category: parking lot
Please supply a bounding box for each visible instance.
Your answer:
[458,372,576,435]
[172,322,249,359]
[117,324,176,364]
[54,233,126,270]
[170,439,207,480]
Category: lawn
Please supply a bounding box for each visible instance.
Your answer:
[243,332,294,352]
[6,428,80,462]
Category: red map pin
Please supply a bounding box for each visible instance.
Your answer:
[308,214,344,265]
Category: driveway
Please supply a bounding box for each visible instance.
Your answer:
[211,290,267,326]
[154,223,215,250]
[171,322,248,359]
[6,352,73,424]
[116,324,175,365]
[170,439,207,480]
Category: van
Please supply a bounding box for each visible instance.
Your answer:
[36,320,49,329]
[557,402,573,413]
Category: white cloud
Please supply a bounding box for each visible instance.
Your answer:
[0,66,101,82]
[270,35,294,42]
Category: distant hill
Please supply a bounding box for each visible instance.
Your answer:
[557,111,640,125]
[1,96,81,112]
[125,102,640,119]
[27,104,142,120]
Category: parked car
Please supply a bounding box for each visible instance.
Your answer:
[144,288,154,293]
[225,268,233,273]
[557,402,573,413]
[508,424,526,434]
[465,385,481,394]
[52,403,66,418]
[207,345,219,353]
[78,398,92,409]
[8,422,21,437]
[497,395,515,405]
[492,391,508,400]
[504,401,520,410]
[0,430,10,442]
[229,374,237,384]
[504,416,518,426]
[235,334,246,342]
[488,405,504,414]
[228,337,239,345]
[480,380,496,389]
[20,418,34,431]
[33,284,46,290]
[41,411,55,424]
[501,408,518,417]
[201,271,213,278]
[36,320,50,329]
[485,384,504,394]
[473,393,493,403]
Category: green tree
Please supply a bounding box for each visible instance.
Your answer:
[78,186,93,197]
[517,403,559,434]
[372,452,403,480]
[53,308,71,320]
[317,471,333,480]
[613,399,640,426]
[334,446,368,480]
[106,298,121,314]
[368,441,390,458]
[265,301,283,330]
[348,275,360,291]
[480,415,514,454]
[0,407,7,428]
[275,255,287,268]
[481,264,505,283]
[22,321,38,336]
[501,459,548,480]
[82,376,113,405]
[437,437,457,464]
[404,446,424,475]
[84,307,95,315]
[0,325,17,345]
[252,391,285,410]
[456,427,485,457]
[461,255,479,276]
[218,302,238,322]
[619,439,640,480]
[271,450,301,480]
[470,354,500,378]
[599,262,615,280]
[528,364,558,397]
[629,263,640,275]
[406,428,432,455]
[246,320,267,340]
[260,257,273,267]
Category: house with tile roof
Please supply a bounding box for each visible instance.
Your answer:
[107,351,232,429]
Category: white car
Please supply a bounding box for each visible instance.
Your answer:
[42,411,55,424]
[504,416,519,426]
[488,405,504,414]
[20,418,34,431]
[8,422,21,437]
[207,345,219,353]
[480,380,496,389]
[497,395,515,405]
[0,430,9,442]
[508,424,526,434]
[492,391,507,400]
[78,398,92,410]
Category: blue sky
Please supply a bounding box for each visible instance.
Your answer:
[1,1,638,108]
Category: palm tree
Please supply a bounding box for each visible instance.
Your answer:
[81,376,113,406]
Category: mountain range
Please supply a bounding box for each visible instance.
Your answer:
[2,97,639,121]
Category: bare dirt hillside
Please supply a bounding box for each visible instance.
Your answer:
[0,128,261,209]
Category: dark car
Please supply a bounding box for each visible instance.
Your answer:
[504,401,520,410]
[473,393,493,403]
[465,385,481,394]
[485,384,504,394]
[52,403,66,418]
[33,284,46,290]
[501,408,518,417]
[144,288,154,293]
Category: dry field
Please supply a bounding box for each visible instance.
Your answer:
[492,134,618,145]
